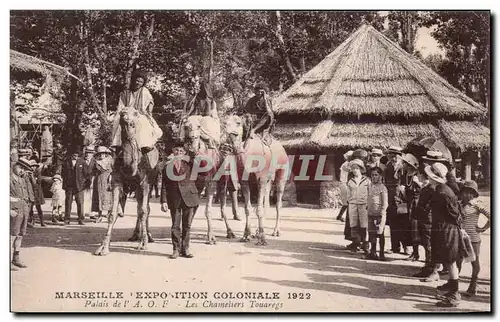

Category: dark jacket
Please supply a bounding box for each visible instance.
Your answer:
[160,159,200,210]
[414,184,434,224]
[11,172,30,214]
[62,157,92,192]
[430,183,461,226]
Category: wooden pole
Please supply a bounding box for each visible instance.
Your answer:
[464,152,472,181]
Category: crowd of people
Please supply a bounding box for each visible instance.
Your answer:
[336,146,490,307]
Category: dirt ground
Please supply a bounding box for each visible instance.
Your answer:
[11,195,491,313]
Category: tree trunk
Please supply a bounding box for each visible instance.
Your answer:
[208,38,214,84]
[125,16,142,90]
[275,11,297,82]
[300,55,306,74]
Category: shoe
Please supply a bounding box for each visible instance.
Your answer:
[64,220,70,225]
[413,268,432,278]
[406,253,420,261]
[366,253,379,260]
[182,253,194,259]
[436,291,461,307]
[27,222,34,228]
[378,255,388,262]
[51,216,60,224]
[40,222,46,227]
[170,250,179,259]
[10,263,19,271]
[78,220,85,225]
[386,249,400,254]
[89,215,96,220]
[12,255,27,268]
[422,272,440,282]
[438,270,449,276]
[464,282,477,297]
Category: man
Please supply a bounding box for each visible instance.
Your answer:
[83,146,96,219]
[10,159,33,270]
[160,139,200,259]
[111,72,163,154]
[336,150,353,222]
[27,160,46,227]
[241,82,275,144]
[367,148,386,175]
[383,146,403,254]
[62,149,92,225]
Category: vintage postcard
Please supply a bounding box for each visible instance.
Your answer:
[9,10,491,312]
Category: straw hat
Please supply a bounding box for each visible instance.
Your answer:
[84,145,95,154]
[29,160,40,168]
[422,150,448,163]
[424,163,448,184]
[401,153,419,170]
[385,146,403,155]
[53,174,62,182]
[348,159,366,173]
[95,146,112,155]
[18,149,32,157]
[461,180,479,198]
[371,148,383,156]
[17,158,32,171]
[343,150,354,160]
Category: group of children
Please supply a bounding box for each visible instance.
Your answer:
[342,147,490,307]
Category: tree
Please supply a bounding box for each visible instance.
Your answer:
[421,11,490,110]
[385,11,421,54]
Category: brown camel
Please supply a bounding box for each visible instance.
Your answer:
[94,107,159,255]
[223,115,289,245]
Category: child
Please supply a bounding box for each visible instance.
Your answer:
[366,167,388,261]
[347,159,370,254]
[50,175,64,223]
[458,180,490,297]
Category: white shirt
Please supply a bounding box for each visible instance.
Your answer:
[340,161,350,183]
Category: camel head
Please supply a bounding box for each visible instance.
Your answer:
[119,107,140,140]
[183,115,203,142]
[224,114,244,145]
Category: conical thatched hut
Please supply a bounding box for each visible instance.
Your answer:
[272,24,490,207]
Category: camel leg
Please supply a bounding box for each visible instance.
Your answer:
[231,190,241,221]
[95,185,121,256]
[240,183,252,242]
[146,203,154,243]
[255,180,268,246]
[272,180,286,237]
[205,181,217,245]
[218,180,235,239]
[136,183,150,251]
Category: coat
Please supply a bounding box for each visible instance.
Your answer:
[30,166,45,205]
[91,158,113,212]
[11,172,30,215]
[62,157,92,192]
[160,159,200,210]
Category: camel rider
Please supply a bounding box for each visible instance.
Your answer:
[111,72,163,155]
[182,81,219,149]
[241,82,275,145]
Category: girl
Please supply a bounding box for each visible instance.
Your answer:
[50,175,64,223]
[366,167,388,261]
[425,162,462,307]
[347,159,370,254]
[458,180,490,297]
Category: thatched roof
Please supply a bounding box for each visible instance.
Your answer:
[273,24,487,120]
[273,123,316,148]
[438,120,490,151]
[10,50,83,83]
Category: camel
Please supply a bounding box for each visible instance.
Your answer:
[182,115,239,245]
[223,115,289,245]
[94,107,159,255]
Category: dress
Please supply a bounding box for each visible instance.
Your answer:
[50,181,64,208]
[91,157,113,213]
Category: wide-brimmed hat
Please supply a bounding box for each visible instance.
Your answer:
[371,148,383,156]
[343,150,353,160]
[16,158,32,171]
[53,174,62,182]
[348,159,366,173]
[401,153,419,170]
[461,180,479,198]
[424,163,448,184]
[95,146,112,155]
[29,160,40,168]
[84,145,95,154]
[385,146,403,155]
[422,150,448,163]
[18,148,32,157]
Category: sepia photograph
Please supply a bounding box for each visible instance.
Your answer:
[9,9,491,313]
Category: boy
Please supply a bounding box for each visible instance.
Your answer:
[366,167,388,260]
[347,159,370,254]
[160,139,200,259]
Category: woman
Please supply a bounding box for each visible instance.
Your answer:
[111,72,163,153]
[91,146,113,223]
[425,162,462,307]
